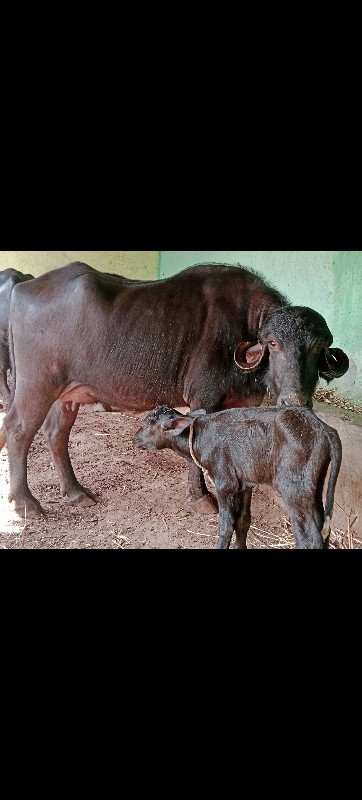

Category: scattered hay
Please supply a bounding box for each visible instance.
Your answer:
[248,517,360,549]
[329,529,362,550]
[247,517,293,549]
[313,388,362,415]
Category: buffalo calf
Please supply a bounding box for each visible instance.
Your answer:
[133,406,342,550]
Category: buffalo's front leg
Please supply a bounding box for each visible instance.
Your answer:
[186,462,218,514]
[187,399,218,514]
[41,401,97,508]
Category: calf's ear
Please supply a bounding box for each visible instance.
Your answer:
[234,341,267,371]
[161,416,194,437]
[318,347,349,382]
[190,409,207,417]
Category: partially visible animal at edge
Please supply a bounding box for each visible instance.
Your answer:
[0,269,34,410]
[0,261,349,520]
[0,267,112,414]
[133,405,342,550]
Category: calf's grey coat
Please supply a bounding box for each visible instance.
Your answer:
[133,405,342,550]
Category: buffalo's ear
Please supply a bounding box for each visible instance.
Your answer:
[234,342,267,371]
[318,347,350,382]
[161,416,194,437]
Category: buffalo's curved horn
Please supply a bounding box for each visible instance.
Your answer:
[234,341,267,372]
[318,347,349,382]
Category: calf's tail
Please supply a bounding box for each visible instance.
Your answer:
[321,427,342,542]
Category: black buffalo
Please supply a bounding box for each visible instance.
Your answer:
[0,268,34,409]
[133,405,342,550]
[0,261,349,519]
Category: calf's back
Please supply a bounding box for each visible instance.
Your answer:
[192,407,336,489]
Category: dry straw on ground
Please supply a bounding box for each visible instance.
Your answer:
[314,387,362,415]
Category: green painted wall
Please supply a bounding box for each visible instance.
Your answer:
[159,251,362,404]
[0,251,159,280]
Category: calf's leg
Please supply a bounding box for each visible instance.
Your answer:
[286,501,324,549]
[215,488,242,549]
[233,488,252,550]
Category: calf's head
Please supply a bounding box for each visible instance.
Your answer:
[235,306,349,408]
[133,406,203,453]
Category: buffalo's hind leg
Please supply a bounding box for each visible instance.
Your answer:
[41,401,98,508]
[4,398,53,518]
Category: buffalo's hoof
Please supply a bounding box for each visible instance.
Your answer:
[66,488,98,507]
[189,495,218,515]
[12,498,46,519]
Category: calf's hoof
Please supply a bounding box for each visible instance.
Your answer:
[189,495,218,515]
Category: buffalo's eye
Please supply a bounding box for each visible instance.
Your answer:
[311,340,325,353]
[268,340,278,349]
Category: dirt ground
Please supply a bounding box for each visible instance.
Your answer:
[0,404,309,550]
